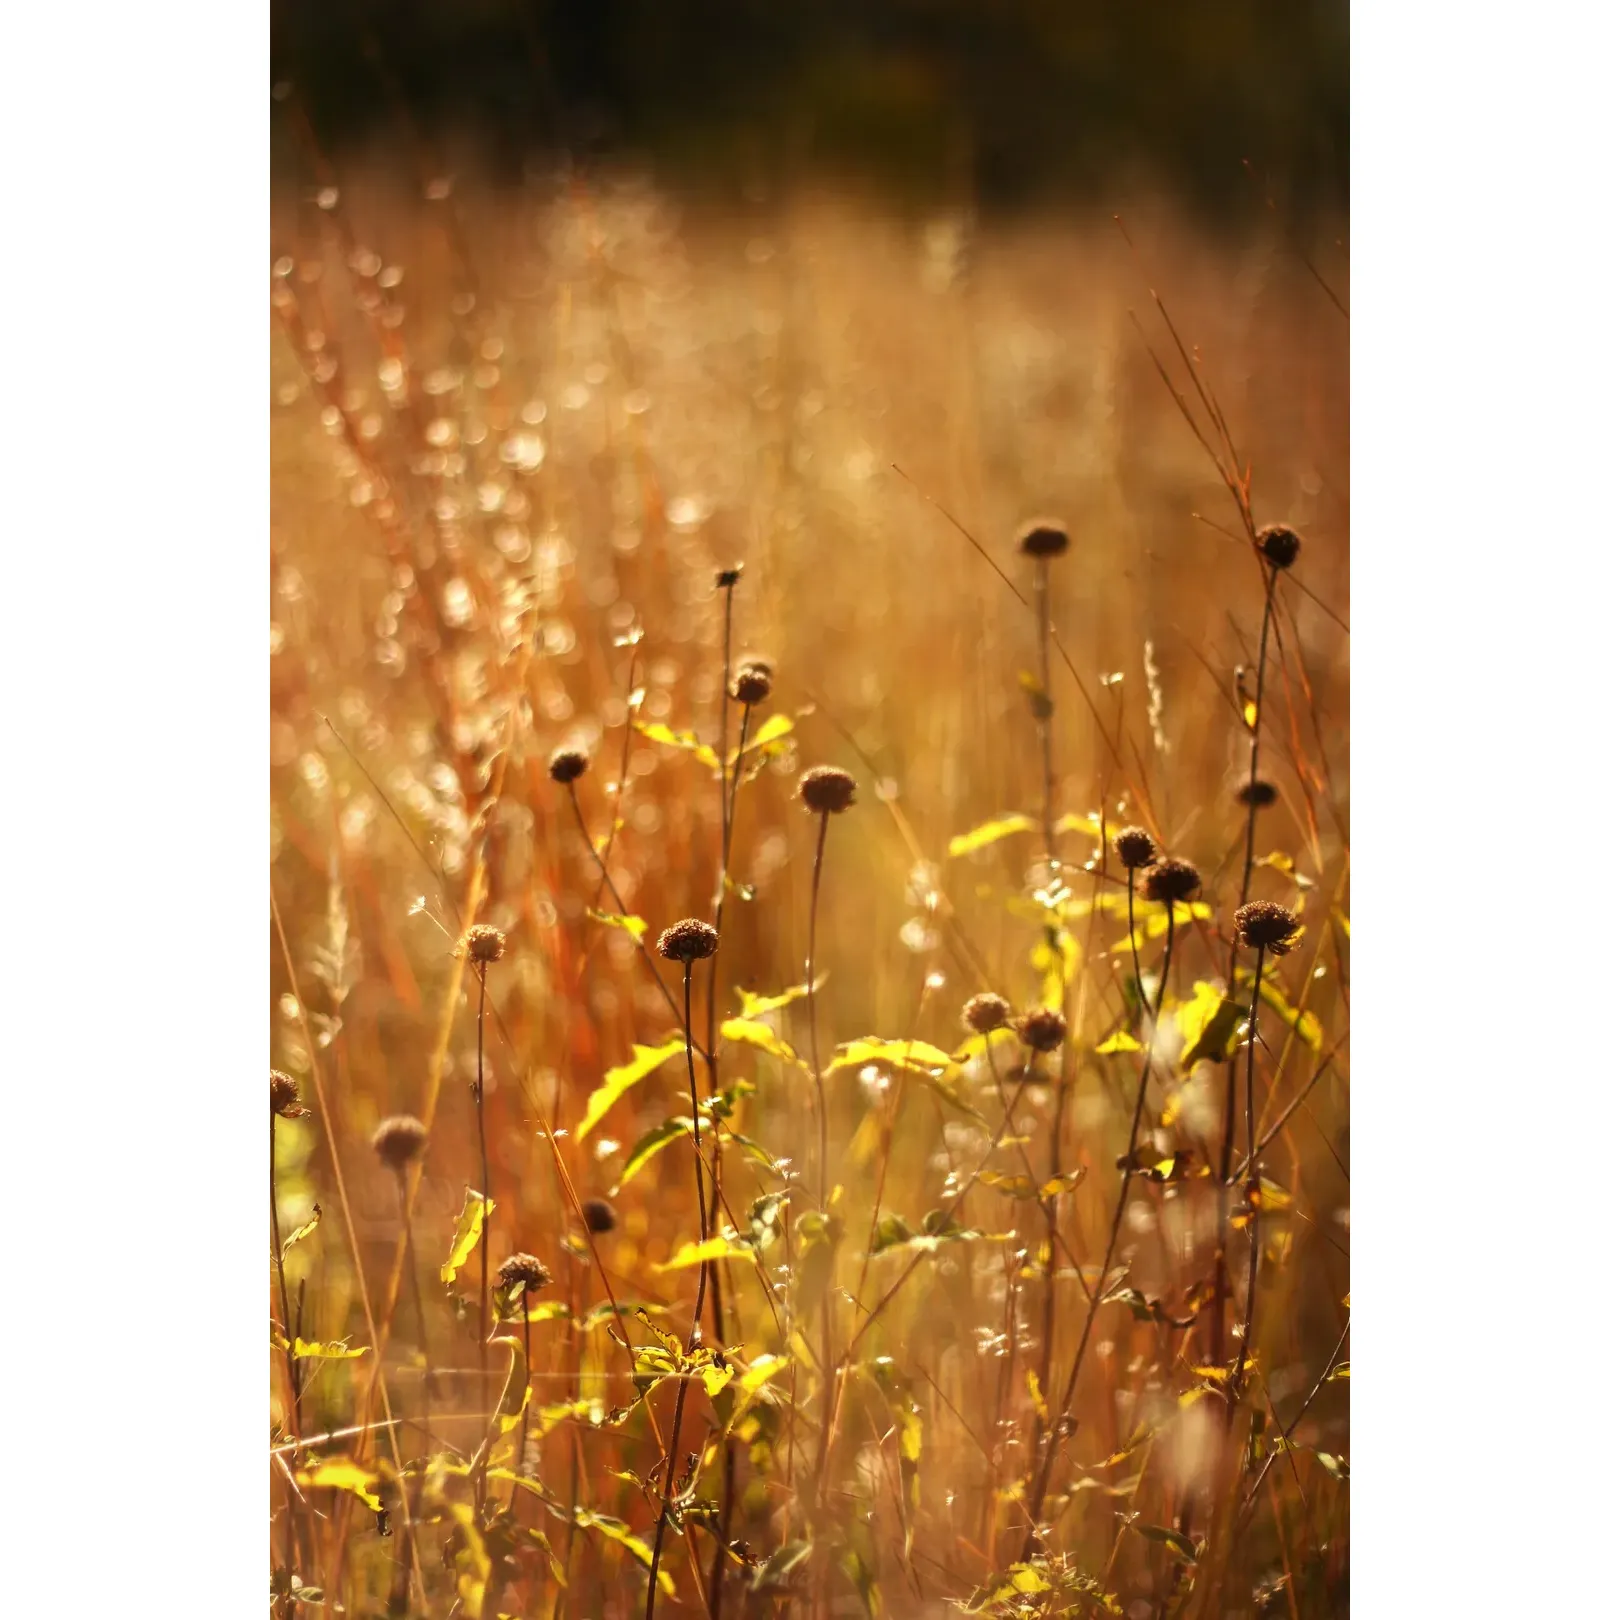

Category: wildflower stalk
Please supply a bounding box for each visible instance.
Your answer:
[1023,905,1178,1554]
[473,963,492,1503]
[1232,943,1270,1403]
[270,1109,301,1606]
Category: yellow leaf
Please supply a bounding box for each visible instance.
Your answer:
[1241,971,1324,1051]
[1333,907,1350,940]
[949,1024,1022,1064]
[298,1459,381,1513]
[440,1187,493,1285]
[1026,1369,1048,1424]
[586,909,647,941]
[734,712,794,761]
[279,1203,322,1262]
[274,1333,369,1360]
[655,1235,758,1271]
[1243,699,1258,730]
[735,978,823,1018]
[721,1017,802,1066]
[826,1037,955,1076]
[449,1500,492,1617]
[575,1512,674,1595]
[631,720,719,772]
[578,1037,686,1139]
[525,1300,570,1324]
[700,1360,735,1398]
[1031,928,1079,1008]
[611,1116,696,1194]
[1095,1030,1142,1055]
[1176,981,1246,1070]
[738,1353,790,1396]
[1112,899,1213,953]
[947,813,1035,859]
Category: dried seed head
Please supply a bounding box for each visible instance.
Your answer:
[271,1069,309,1119]
[1016,1006,1068,1053]
[581,1196,618,1234]
[731,660,773,706]
[496,1252,552,1293]
[371,1113,428,1169]
[715,565,743,589]
[1257,524,1302,571]
[462,923,506,965]
[1017,519,1070,559]
[657,917,720,963]
[1113,825,1157,871]
[548,746,590,785]
[1233,899,1304,955]
[961,992,1013,1036]
[1236,778,1279,809]
[1139,857,1203,906]
[799,765,857,815]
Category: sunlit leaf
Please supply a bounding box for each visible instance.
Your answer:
[611,1116,695,1194]
[448,1499,491,1617]
[655,1235,758,1271]
[751,1540,814,1592]
[587,909,648,941]
[1031,928,1080,1009]
[525,1300,570,1324]
[827,1037,955,1076]
[1095,1030,1141,1055]
[948,813,1035,859]
[274,1332,369,1360]
[1238,969,1324,1051]
[735,977,824,1019]
[1177,981,1246,1070]
[297,1459,381,1513]
[734,712,794,761]
[1026,1369,1048,1424]
[721,1017,803,1066]
[1327,1361,1350,1381]
[576,1511,674,1595]
[279,1203,322,1262]
[578,1037,686,1139]
[1136,1524,1200,1563]
[631,720,720,772]
[869,1209,1013,1256]
[949,1024,1022,1064]
[1333,906,1350,939]
[440,1187,493,1285]
[1315,1451,1349,1480]
[578,1299,668,1332]
[976,1168,1084,1200]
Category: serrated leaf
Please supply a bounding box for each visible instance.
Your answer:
[1177,981,1247,1070]
[948,813,1035,859]
[612,1116,695,1194]
[279,1203,322,1262]
[1135,1524,1200,1562]
[655,1235,758,1271]
[587,909,648,941]
[578,1037,686,1139]
[440,1187,493,1285]
[1095,1030,1142,1055]
[631,720,719,772]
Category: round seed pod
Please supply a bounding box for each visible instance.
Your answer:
[1017,520,1070,559]
[1236,778,1279,809]
[1257,524,1302,570]
[462,923,506,965]
[371,1113,428,1169]
[548,746,590,785]
[657,918,720,963]
[1233,899,1304,956]
[271,1070,309,1119]
[1016,1006,1068,1053]
[581,1197,618,1234]
[799,765,857,815]
[731,660,773,706]
[1113,826,1157,871]
[1139,857,1202,906]
[961,992,1013,1036]
[496,1252,552,1293]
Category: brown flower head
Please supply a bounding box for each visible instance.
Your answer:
[1257,524,1302,571]
[1016,1006,1068,1053]
[1017,520,1070,559]
[496,1252,552,1293]
[1236,778,1279,809]
[371,1113,428,1170]
[731,660,773,706]
[548,746,590,785]
[581,1196,618,1234]
[961,992,1013,1036]
[271,1069,309,1119]
[657,918,720,963]
[1139,857,1203,906]
[1233,899,1304,955]
[462,923,506,965]
[715,565,743,589]
[799,765,857,816]
[1113,825,1157,871]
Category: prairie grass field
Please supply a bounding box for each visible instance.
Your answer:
[270,157,1349,1618]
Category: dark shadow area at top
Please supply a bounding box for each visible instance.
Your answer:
[271,0,1348,226]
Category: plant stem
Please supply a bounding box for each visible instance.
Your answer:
[1035,556,1056,865]
[805,809,837,1514]
[474,963,491,1508]
[1231,949,1269,1405]
[1022,904,1177,1554]
[644,964,710,1620]
[271,1113,301,1608]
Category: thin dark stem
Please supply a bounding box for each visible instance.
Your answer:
[271,1114,300,1608]
[515,1299,534,1510]
[1240,1315,1350,1516]
[1035,559,1056,865]
[475,964,492,1511]
[644,964,709,1620]
[807,812,831,1207]
[1022,906,1177,1554]
[1232,951,1269,1404]
[395,1170,432,1587]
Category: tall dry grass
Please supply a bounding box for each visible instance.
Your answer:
[270,160,1347,1618]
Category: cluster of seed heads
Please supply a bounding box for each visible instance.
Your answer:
[657,917,720,963]
[799,765,857,816]
[371,1113,428,1169]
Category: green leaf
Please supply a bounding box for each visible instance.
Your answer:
[612,1116,695,1194]
[1176,981,1247,1071]
[1135,1524,1200,1563]
[751,1540,813,1593]
[631,720,719,773]
[948,813,1035,859]
[578,1037,686,1139]
[655,1235,759,1272]
[440,1187,493,1285]
[279,1203,322,1262]
[587,909,648,941]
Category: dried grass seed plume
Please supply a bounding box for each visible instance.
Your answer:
[271,1069,309,1119]
[1017,519,1071,558]
[1257,523,1303,570]
[1139,856,1203,905]
[495,1252,552,1292]
[962,992,1013,1035]
[462,923,507,964]
[1016,1005,1068,1053]
[548,745,590,784]
[1233,899,1304,955]
[1113,825,1157,871]
[657,918,720,963]
[799,765,857,815]
[371,1113,429,1169]
[581,1197,618,1234]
